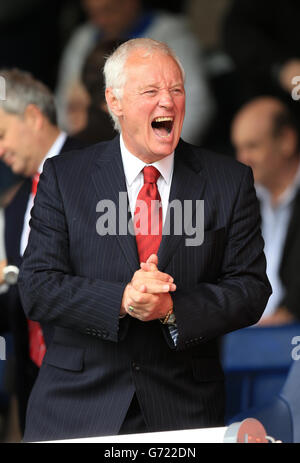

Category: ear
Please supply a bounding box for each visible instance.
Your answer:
[280,128,298,158]
[23,104,44,131]
[105,88,123,118]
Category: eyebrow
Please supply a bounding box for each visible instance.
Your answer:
[139,82,184,91]
[138,84,159,90]
[170,83,185,89]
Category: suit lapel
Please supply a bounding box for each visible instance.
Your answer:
[158,140,207,271]
[91,136,140,273]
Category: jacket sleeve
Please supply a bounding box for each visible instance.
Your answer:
[279,200,300,319]
[171,167,272,351]
[18,158,129,343]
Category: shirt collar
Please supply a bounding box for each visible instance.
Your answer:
[256,159,300,208]
[280,159,300,205]
[120,134,174,186]
[37,131,67,174]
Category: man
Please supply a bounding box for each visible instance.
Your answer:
[0,68,83,435]
[55,0,214,144]
[19,39,271,442]
[231,96,300,325]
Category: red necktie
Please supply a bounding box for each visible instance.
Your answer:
[27,173,46,367]
[134,166,162,263]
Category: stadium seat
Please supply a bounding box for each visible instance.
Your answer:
[227,356,300,443]
[221,323,300,422]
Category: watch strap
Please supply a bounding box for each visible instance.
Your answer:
[160,306,175,325]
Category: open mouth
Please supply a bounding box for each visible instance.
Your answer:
[151,117,174,138]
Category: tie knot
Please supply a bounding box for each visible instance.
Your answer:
[143,166,160,184]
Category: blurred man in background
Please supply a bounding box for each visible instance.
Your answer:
[0,68,82,437]
[232,96,300,325]
[72,40,119,145]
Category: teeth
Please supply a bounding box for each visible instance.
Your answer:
[154,117,173,122]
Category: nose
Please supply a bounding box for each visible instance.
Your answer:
[158,90,174,109]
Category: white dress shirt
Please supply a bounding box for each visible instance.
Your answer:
[120,135,174,225]
[20,131,67,256]
[120,135,178,344]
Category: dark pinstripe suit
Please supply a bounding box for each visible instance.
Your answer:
[18,135,271,441]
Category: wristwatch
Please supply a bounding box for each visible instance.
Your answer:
[160,306,176,325]
[3,265,19,285]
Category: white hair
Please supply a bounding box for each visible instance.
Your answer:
[0,68,57,124]
[103,38,185,132]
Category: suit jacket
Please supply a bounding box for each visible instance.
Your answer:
[18,136,271,441]
[279,189,300,317]
[1,136,83,433]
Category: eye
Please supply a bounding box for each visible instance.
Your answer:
[171,88,183,94]
[144,89,157,96]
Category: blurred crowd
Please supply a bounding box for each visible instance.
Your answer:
[1,0,300,441]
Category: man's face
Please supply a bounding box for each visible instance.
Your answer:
[111,50,186,163]
[232,114,286,188]
[0,108,36,177]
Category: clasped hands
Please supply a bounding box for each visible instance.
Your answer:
[120,254,176,322]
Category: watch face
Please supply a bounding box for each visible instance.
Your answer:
[3,266,19,285]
